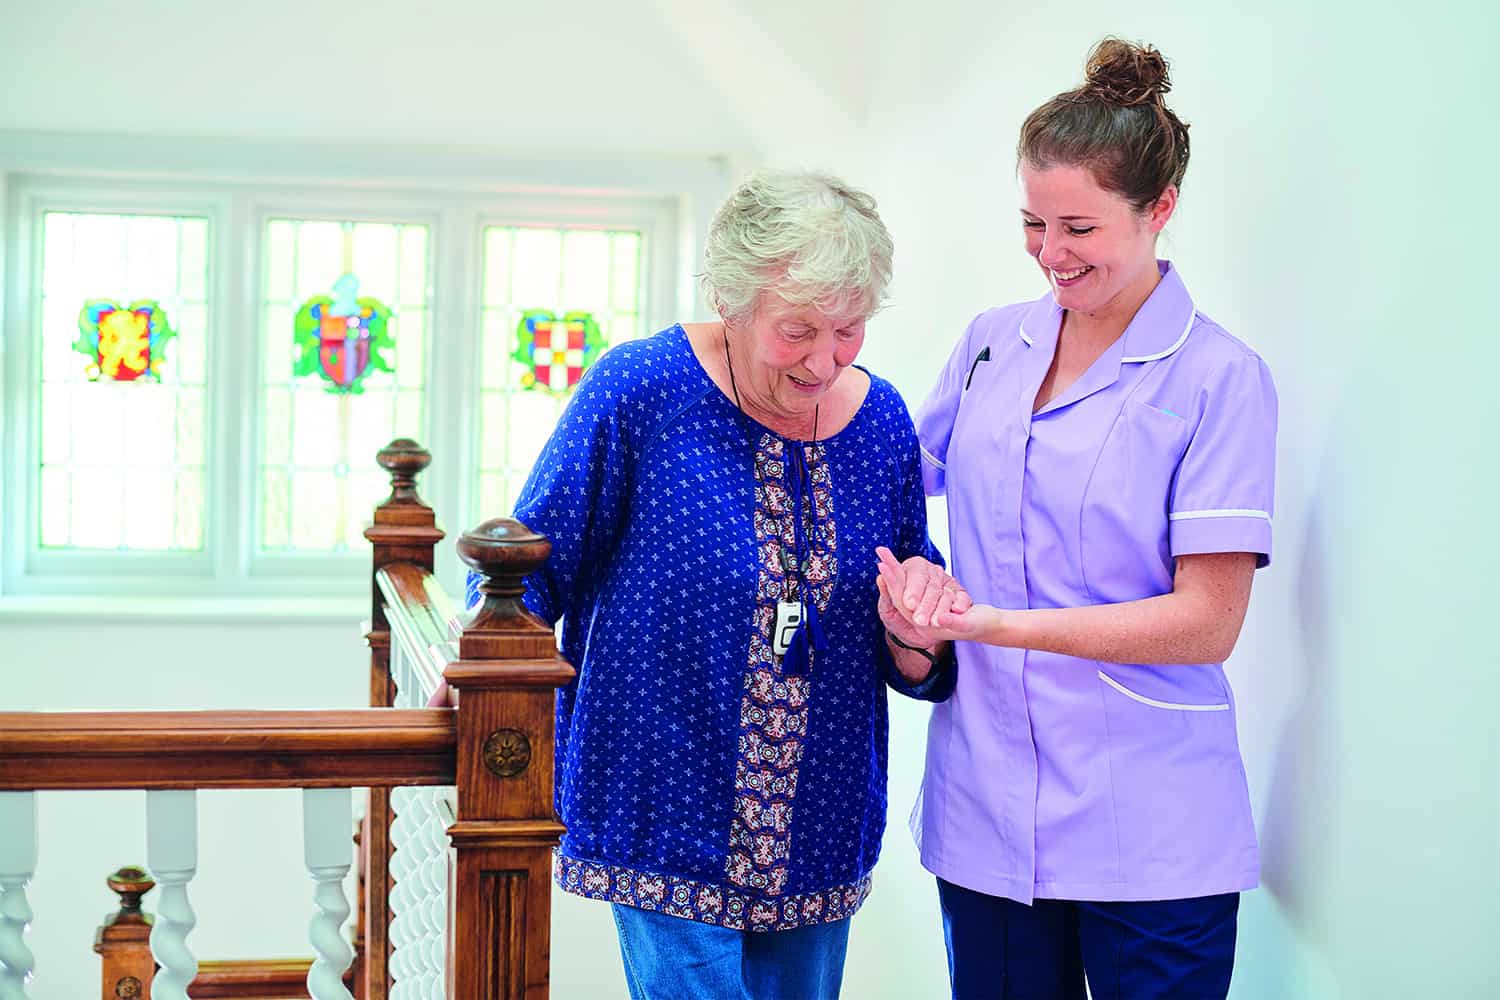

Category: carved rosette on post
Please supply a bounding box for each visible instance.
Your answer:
[482,729,532,779]
[444,517,575,1000]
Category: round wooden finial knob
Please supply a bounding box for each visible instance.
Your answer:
[376,438,431,504]
[106,866,155,915]
[457,518,551,601]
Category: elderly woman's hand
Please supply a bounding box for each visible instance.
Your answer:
[874,547,971,628]
[876,568,935,657]
[875,547,1009,649]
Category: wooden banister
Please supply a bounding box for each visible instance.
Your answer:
[362,438,446,998]
[191,959,313,998]
[95,866,155,1000]
[96,867,324,999]
[377,561,458,698]
[0,710,455,790]
[377,562,462,647]
[443,518,575,1000]
[5,438,573,1000]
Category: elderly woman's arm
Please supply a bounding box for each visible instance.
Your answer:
[874,429,960,703]
[436,361,636,708]
[464,355,637,623]
[878,572,958,699]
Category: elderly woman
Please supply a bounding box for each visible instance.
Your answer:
[479,172,957,999]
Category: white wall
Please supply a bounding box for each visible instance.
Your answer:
[856,2,1498,998]
[4,1,1497,998]
[0,0,864,159]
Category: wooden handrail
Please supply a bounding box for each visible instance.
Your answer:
[191,959,315,998]
[44,439,577,1000]
[377,561,459,698]
[0,709,455,790]
[378,562,462,648]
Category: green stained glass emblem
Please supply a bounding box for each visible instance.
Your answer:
[293,273,394,394]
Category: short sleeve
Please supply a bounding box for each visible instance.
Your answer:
[1169,354,1278,567]
[914,316,981,497]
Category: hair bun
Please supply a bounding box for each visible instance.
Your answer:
[1084,38,1170,107]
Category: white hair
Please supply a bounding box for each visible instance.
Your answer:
[700,171,895,325]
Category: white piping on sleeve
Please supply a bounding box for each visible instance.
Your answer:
[1169,508,1271,522]
[919,445,947,470]
[1098,671,1230,712]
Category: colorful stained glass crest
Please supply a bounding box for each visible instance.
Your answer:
[512,310,604,394]
[74,300,176,382]
[293,273,394,394]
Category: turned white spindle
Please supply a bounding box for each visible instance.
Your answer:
[387,787,414,999]
[420,821,448,1000]
[389,785,451,999]
[0,792,37,1000]
[388,787,424,1000]
[303,788,354,1000]
[146,790,198,1000]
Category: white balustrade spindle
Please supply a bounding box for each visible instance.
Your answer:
[392,638,417,709]
[0,792,37,1000]
[147,790,198,1000]
[388,785,450,999]
[385,599,455,998]
[303,788,354,1000]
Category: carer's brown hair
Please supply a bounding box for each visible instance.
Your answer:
[1018,38,1191,212]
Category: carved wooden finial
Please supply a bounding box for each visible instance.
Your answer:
[375,438,431,508]
[106,866,155,920]
[96,865,156,991]
[453,518,560,660]
[457,518,551,611]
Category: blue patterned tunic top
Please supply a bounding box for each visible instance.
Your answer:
[470,325,954,932]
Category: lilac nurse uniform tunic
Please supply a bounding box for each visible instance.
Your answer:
[912,261,1277,904]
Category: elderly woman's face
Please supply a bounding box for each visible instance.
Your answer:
[732,291,866,419]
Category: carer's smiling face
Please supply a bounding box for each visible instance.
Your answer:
[1019,163,1171,319]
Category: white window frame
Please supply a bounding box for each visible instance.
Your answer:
[0,132,726,617]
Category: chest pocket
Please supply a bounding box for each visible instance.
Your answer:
[1080,399,1192,599]
[949,347,1025,483]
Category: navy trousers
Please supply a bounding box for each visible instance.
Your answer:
[937,878,1239,1000]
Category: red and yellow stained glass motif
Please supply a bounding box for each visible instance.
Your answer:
[512,310,604,395]
[74,300,176,382]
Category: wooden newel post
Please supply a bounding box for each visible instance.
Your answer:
[364,437,444,999]
[94,867,155,1000]
[445,519,575,1000]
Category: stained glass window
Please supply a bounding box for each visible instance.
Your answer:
[259,219,429,553]
[37,212,209,551]
[478,227,644,518]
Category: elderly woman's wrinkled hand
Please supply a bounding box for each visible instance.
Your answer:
[874,547,973,634]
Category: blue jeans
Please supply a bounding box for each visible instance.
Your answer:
[611,904,851,1000]
[937,878,1239,999]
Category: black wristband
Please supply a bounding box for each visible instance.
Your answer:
[885,630,938,665]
